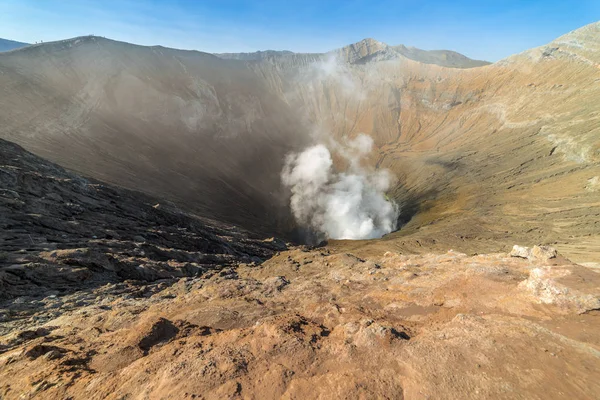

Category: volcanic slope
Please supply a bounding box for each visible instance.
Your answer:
[246,22,600,263]
[0,24,599,262]
[0,138,284,301]
[0,37,309,235]
[1,138,600,399]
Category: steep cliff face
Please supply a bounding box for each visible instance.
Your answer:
[0,37,310,234]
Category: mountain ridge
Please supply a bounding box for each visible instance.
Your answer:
[217,37,491,68]
[1,34,489,69]
[0,38,29,52]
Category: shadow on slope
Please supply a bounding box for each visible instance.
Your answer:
[0,139,286,301]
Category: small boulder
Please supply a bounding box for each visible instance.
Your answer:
[531,245,557,261]
[262,237,287,251]
[264,276,290,291]
[510,245,557,261]
[519,267,600,313]
[43,349,63,360]
[24,345,63,360]
[510,245,531,259]
[344,319,410,347]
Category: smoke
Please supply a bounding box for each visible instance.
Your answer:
[282,134,399,241]
[307,54,362,98]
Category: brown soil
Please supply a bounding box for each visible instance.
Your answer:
[2,246,599,399]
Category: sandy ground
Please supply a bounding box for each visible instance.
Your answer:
[2,244,599,399]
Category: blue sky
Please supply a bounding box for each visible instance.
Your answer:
[0,0,599,61]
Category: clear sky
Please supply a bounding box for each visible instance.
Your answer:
[0,0,599,61]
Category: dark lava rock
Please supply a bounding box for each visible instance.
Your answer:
[0,139,280,301]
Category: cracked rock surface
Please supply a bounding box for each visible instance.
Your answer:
[1,245,599,399]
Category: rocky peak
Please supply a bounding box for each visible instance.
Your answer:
[554,21,600,47]
[335,38,390,63]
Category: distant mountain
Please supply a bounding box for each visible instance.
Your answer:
[216,50,295,61]
[216,38,490,68]
[0,38,29,52]
[392,44,491,68]
[335,38,491,67]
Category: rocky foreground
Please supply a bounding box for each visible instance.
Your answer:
[1,245,600,399]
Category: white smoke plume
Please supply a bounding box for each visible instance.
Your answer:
[282,134,399,240]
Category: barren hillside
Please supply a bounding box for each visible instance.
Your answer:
[0,37,309,235]
[243,21,600,263]
[2,25,598,262]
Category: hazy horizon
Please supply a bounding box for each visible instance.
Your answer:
[1,0,599,62]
